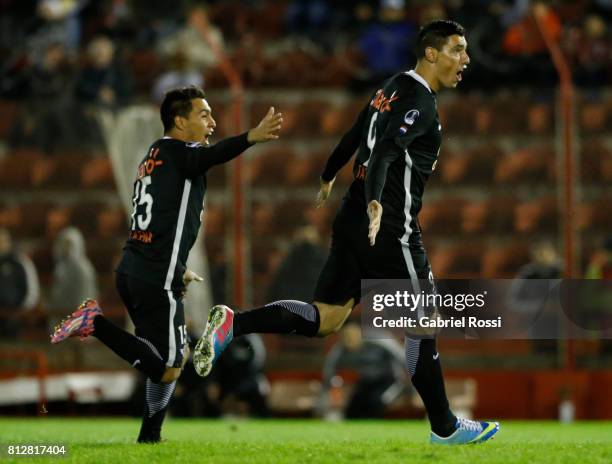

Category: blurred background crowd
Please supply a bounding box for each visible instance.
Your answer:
[0,0,611,419]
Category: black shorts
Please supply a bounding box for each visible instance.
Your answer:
[115,272,187,368]
[313,200,433,305]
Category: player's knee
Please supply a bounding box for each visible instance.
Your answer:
[316,300,354,336]
[160,367,181,383]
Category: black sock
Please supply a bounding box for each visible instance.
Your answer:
[405,337,457,437]
[233,300,320,337]
[93,315,166,383]
[137,378,176,443]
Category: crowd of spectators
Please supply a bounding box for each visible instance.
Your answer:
[1,1,610,101]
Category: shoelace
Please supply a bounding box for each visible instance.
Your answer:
[457,418,482,433]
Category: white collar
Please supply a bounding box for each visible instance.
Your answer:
[405,70,432,93]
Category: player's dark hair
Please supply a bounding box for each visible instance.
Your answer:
[160,85,206,133]
[415,20,465,59]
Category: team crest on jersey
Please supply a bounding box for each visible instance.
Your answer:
[404,109,420,125]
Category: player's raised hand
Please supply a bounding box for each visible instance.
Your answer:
[182,268,204,299]
[315,177,335,208]
[183,268,204,291]
[247,107,283,143]
[367,200,383,246]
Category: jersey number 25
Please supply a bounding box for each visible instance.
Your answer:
[131,176,153,230]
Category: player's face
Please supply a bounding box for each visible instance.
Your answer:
[185,98,216,144]
[434,34,470,89]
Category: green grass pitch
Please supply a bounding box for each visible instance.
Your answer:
[0,418,611,463]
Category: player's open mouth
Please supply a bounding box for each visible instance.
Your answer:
[456,70,463,82]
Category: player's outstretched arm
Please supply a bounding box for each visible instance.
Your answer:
[247,107,283,143]
[315,176,335,208]
[180,107,283,175]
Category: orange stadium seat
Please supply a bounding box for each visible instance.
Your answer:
[439,146,500,185]
[285,154,314,186]
[293,100,330,136]
[581,137,611,184]
[419,197,467,236]
[69,203,108,238]
[580,101,608,134]
[527,102,553,134]
[97,206,127,239]
[0,149,46,189]
[250,148,296,186]
[80,156,115,189]
[0,203,21,231]
[430,242,486,278]
[494,144,555,184]
[40,152,88,188]
[461,197,515,234]
[481,242,531,277]
[514,196,558,233]
[578,197,612,232]
[439,94,480,134]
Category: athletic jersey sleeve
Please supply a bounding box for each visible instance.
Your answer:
[320,102,370,182]
[365,90,435,203]
[174,132,253,178]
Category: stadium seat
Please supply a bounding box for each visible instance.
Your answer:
[97,206,127,239]
[0,150,46,189]
[0,203,21,230]
[80,156,115,189]
[514,196,558,233]
[527,102,553,134]
[581,137,611,184]
[41,152,89,189]
[439,147,500,185]
[494,145,555,184]
[430,242,486,278]
[440,95,479,134]
[580,102,607,133]
[250,148,293,186]
[461,197,515,234]
[69,203,108,238]
[578,197,612,231]
[481,242,531,277]
[419,197,467,236]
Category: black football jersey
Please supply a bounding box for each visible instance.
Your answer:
[322,70,442,238]
[117,133,252,290]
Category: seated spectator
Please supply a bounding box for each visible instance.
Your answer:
[317,323,406,419]
[156,6,223,86]
[151,51,204,103]
[75,35,133,108]
[356,0,416,85]
[9,42,76,154]
[46,227,98,331]
[0,228,40,337]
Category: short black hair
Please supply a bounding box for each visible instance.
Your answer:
[160,85,206,133]
[415,20,465,59]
